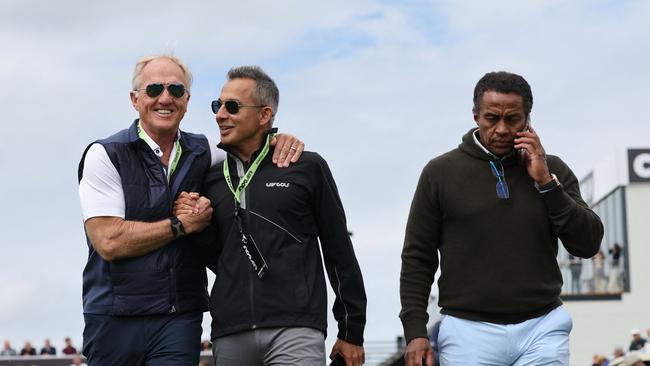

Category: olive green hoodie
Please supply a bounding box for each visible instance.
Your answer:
[399,128,603,342]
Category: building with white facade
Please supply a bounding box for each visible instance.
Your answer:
[563,148,650,365]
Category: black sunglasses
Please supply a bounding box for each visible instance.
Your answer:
[137,83,186,98]
[211,99,265,114]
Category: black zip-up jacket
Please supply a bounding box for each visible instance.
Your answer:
[195,142,366,345]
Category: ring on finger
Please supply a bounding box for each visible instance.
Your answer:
[290,146,297,151]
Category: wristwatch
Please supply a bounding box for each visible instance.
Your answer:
[170,216,185,238]
[535,173,561,193]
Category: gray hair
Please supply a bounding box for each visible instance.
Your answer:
[132,54,193,91]
[227,66,279,122]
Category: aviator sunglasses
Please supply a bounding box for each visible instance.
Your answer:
[137,83,187,98]
[489,160,510,200]
[211,99,265,115]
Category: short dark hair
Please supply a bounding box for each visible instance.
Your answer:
[472,71,533,119]
[227,66,279,122]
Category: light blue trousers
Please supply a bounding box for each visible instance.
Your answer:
[437,306,572,366]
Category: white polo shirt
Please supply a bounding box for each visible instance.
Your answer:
[79,131,222,222]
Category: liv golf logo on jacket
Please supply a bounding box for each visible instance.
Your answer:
[266,182,291,188]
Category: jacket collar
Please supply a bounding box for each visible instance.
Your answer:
[218,128,278,163]
[128,119,206,156]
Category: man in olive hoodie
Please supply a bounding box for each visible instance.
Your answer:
[400,71,603,366]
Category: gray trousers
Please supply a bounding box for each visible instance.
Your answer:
[213,327,326,366]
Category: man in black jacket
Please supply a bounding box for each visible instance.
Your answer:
[178,65,366,366]
[399,71,604,366]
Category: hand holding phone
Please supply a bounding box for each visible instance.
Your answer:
[515,121,552,185]
[329,353,345,366]
[517,119,530,165]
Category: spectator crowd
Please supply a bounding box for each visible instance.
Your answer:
[563,243,625,296]
[592,327,650,366]
[1,337,213,366]
[1,337,78,357]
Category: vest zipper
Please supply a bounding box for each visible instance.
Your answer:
[151,143,178,315]
[169,268,177,314]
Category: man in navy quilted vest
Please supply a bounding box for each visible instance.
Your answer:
[77,54,304,365]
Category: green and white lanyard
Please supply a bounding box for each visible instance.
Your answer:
[223,133,274,279]
[137,121,182,181]
[223,133,273,204]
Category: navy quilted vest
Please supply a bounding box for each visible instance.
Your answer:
[78,120,211,315]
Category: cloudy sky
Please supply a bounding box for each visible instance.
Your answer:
[1,0,649,360]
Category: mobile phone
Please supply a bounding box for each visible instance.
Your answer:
[329,354,346,366]
[517,119,530,165]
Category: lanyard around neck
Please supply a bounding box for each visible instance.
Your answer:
[137,121,182,181]
[223,134,272,204]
